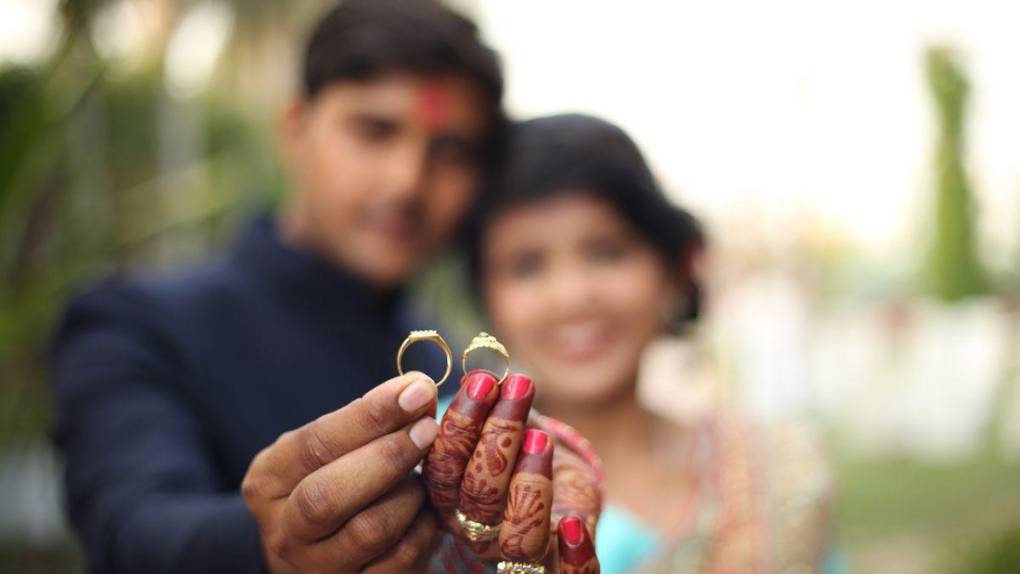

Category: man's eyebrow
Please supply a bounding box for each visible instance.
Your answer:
[349,108,402,122]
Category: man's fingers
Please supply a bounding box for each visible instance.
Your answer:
[362,510,440,574]
[327,477,426,569]
[457,374,534,553]
[250,372,437,495]
[287,476,426,571]
[499,429,554,563]
[282,417,439,542]
[423,369,500,514]
[557,515,599,574]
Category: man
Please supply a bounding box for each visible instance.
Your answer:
[51,1,503,571]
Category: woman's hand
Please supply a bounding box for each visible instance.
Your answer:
[423,370,601,573]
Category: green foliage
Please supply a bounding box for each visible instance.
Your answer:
[922,46,989,301]
[0,41,278,392]
[944,522,1020,574]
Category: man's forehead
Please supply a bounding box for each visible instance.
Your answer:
[417,80,450,131]
[323,74,487,128]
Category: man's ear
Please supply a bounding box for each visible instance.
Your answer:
[277,98,308,170]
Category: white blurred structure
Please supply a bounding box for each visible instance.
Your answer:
[475,0,1020,264]
[638,273,1019,461]
[473,0,1020,461]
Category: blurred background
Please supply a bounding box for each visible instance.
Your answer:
[2,0,1019,572]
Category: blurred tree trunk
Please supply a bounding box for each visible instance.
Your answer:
[922,46,988,301]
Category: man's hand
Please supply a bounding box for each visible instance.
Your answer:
[242,372,442,573]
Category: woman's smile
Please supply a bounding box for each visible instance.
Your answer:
[543,317,617,363]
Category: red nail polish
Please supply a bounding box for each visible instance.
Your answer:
[522,429,549,454]
[560,516,584,546]
[466,371,496,400]
[501,374,532,400]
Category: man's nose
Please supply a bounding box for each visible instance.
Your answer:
[384,140,430,200]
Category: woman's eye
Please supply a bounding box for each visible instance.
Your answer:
[586,237,629,263]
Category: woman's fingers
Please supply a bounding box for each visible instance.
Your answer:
[499,429,554,563]
[551,447,602,537]
[423,370,500,514]
[557,515,599,574]
[457,374,535,552]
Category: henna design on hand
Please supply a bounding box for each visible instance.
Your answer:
[558,515,600,574]
[501,474,553,561]
[459,375,534,528]
[424,409,481,513]
[499,429,554,562]
[460,418,521,523]
[423,371,499,514]
[551,448,602,534]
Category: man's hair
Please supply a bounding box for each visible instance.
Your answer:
[303,0,503,111]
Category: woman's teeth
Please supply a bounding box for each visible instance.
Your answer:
[550,321,609,357]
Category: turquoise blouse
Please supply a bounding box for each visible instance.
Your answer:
[435,397,848,574]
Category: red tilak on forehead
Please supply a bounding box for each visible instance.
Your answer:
[418,82,449,130]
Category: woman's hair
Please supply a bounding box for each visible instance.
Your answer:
[462,113,705,325]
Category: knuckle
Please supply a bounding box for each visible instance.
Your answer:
[360,397,392,436]
[240,474,264,503]
[265,531,291,559]
[293,479,335,528]
[394,537,424,567]
[344,511,392,556]
[378,434,412,469]
[298,424,338,472]
[276,429,299,449]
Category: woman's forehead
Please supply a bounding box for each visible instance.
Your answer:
[484,193,632,245]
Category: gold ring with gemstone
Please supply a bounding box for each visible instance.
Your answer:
[455,509,501,542]
[462,331,510,385]
[397,330,452,388]
[497,561,545,574]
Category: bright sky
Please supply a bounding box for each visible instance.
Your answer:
[3,0,1019,260]
[0,0,59,64]
[475,0,1020,260]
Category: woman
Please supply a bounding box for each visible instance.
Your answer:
[460,114,838,573]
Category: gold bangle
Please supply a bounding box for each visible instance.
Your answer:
[396,330,452,388]
[462,332,510,385]
[455,509,501,542]
[497,562,545,574]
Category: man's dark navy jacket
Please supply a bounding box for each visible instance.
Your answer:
[50,213,444,573]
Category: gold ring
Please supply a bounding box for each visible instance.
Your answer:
[497,562,545,574]
[397,330,452,388]
[462,332,510,385]
[455,509,501,542]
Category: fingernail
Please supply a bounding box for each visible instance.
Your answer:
[409,417,439,449]
[501,374,532,400]
[522,429,549,455]
[560,516,584,546]
[398,378,436,413]
[558,515,595,566]
[466,371,496,400]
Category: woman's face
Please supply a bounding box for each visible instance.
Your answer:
[482,192,674,407]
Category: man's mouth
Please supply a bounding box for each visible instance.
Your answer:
[364,210,420,244]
